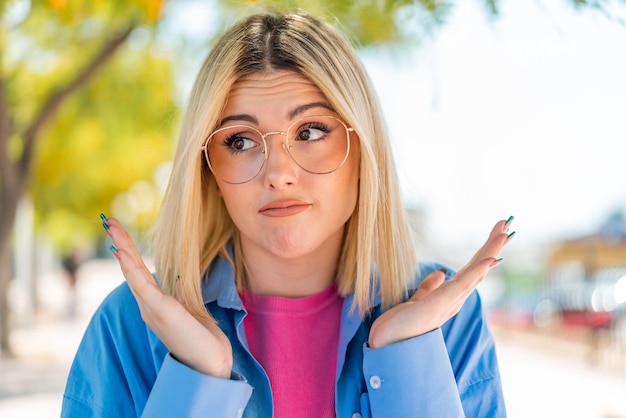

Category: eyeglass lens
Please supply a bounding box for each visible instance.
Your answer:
[205,115,350,184]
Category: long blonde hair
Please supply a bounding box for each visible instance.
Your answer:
[150,11,417,319]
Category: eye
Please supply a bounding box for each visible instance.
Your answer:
[221,129,262,153]
[226,136,255,151]
[295,122,330,142]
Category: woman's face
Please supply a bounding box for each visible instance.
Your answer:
[213,71,360,263]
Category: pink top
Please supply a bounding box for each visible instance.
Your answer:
[241,284,343,418]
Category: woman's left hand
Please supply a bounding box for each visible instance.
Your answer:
[368,217,515,349]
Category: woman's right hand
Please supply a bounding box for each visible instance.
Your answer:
[102,215,233,379]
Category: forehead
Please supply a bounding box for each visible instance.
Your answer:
[222,71,330,119]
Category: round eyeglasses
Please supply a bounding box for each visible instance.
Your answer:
[201,115,354,184]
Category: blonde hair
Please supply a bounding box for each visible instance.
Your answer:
[150,11,417,319]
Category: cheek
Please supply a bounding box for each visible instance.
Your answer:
[335,160,360,216]
[220,189,242,215]
[214,182,245,221]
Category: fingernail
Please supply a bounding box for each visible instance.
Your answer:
[507,231,516,239]
[490,257,503,268]
[438,268,448,275]
[505,215,514,226]
[100,213,111,232]
[109,245,119,259]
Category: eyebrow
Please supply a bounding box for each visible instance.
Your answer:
[218,102,335,127]
[219,114,258,126]
[287,102,335,119]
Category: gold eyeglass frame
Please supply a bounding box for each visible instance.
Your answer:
[200,115,355,184]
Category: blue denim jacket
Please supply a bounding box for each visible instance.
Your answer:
[61,256,506,417]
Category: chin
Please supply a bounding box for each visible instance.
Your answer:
[266,241,313,259]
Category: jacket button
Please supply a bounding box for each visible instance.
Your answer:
[369,375,382,389]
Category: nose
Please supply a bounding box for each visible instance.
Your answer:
[262,133,298,189]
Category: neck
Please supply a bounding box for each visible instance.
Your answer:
[240,233,343,298]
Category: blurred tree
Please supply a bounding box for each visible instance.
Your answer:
[215,0,454,46]
[214,0,625,46]
[0,0,169,353]
[31,40,177,252]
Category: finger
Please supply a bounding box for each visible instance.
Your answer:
[103,216,135,250]
[110,245,158,296]
[101,215,158,294]
[494,216,514,235]
[468,217,515,265]
[104,217,146,267]
[453,256,499,300]
[410,269,446,302]
[474,231,509,262]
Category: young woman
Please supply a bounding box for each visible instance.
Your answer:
[62,11,513,418]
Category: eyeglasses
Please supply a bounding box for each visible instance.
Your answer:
[201,115,354,184]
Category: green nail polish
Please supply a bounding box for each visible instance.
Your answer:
[505,215,514,225]
[495,257,503,263]
[507,231,516,239]
[109,245,117,253]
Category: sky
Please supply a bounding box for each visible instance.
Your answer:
[360,1,626,253]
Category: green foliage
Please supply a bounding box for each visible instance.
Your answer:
[502,268,543,294]
[30,47,178,252]
[217,0,453,46]
[3,0,162,135]
[1,0,174,254]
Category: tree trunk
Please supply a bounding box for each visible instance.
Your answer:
[0,243,13,354]
[0,65,23,353]
[0,22,136,354]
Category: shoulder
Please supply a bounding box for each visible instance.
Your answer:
[97,282,139,315]
[84,282,147,341]
[74,281,164,369]
[64,284,165,416]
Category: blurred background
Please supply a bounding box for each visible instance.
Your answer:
[1,0,625,416]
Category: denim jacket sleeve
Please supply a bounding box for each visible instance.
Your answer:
[363,329,465,417]
[61,283,253,418]
[141,354,252,417]
[360,288,506,418]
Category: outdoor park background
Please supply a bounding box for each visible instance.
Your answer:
[1,0,626,416]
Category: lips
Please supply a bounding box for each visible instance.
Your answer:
[259,200,312,217]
